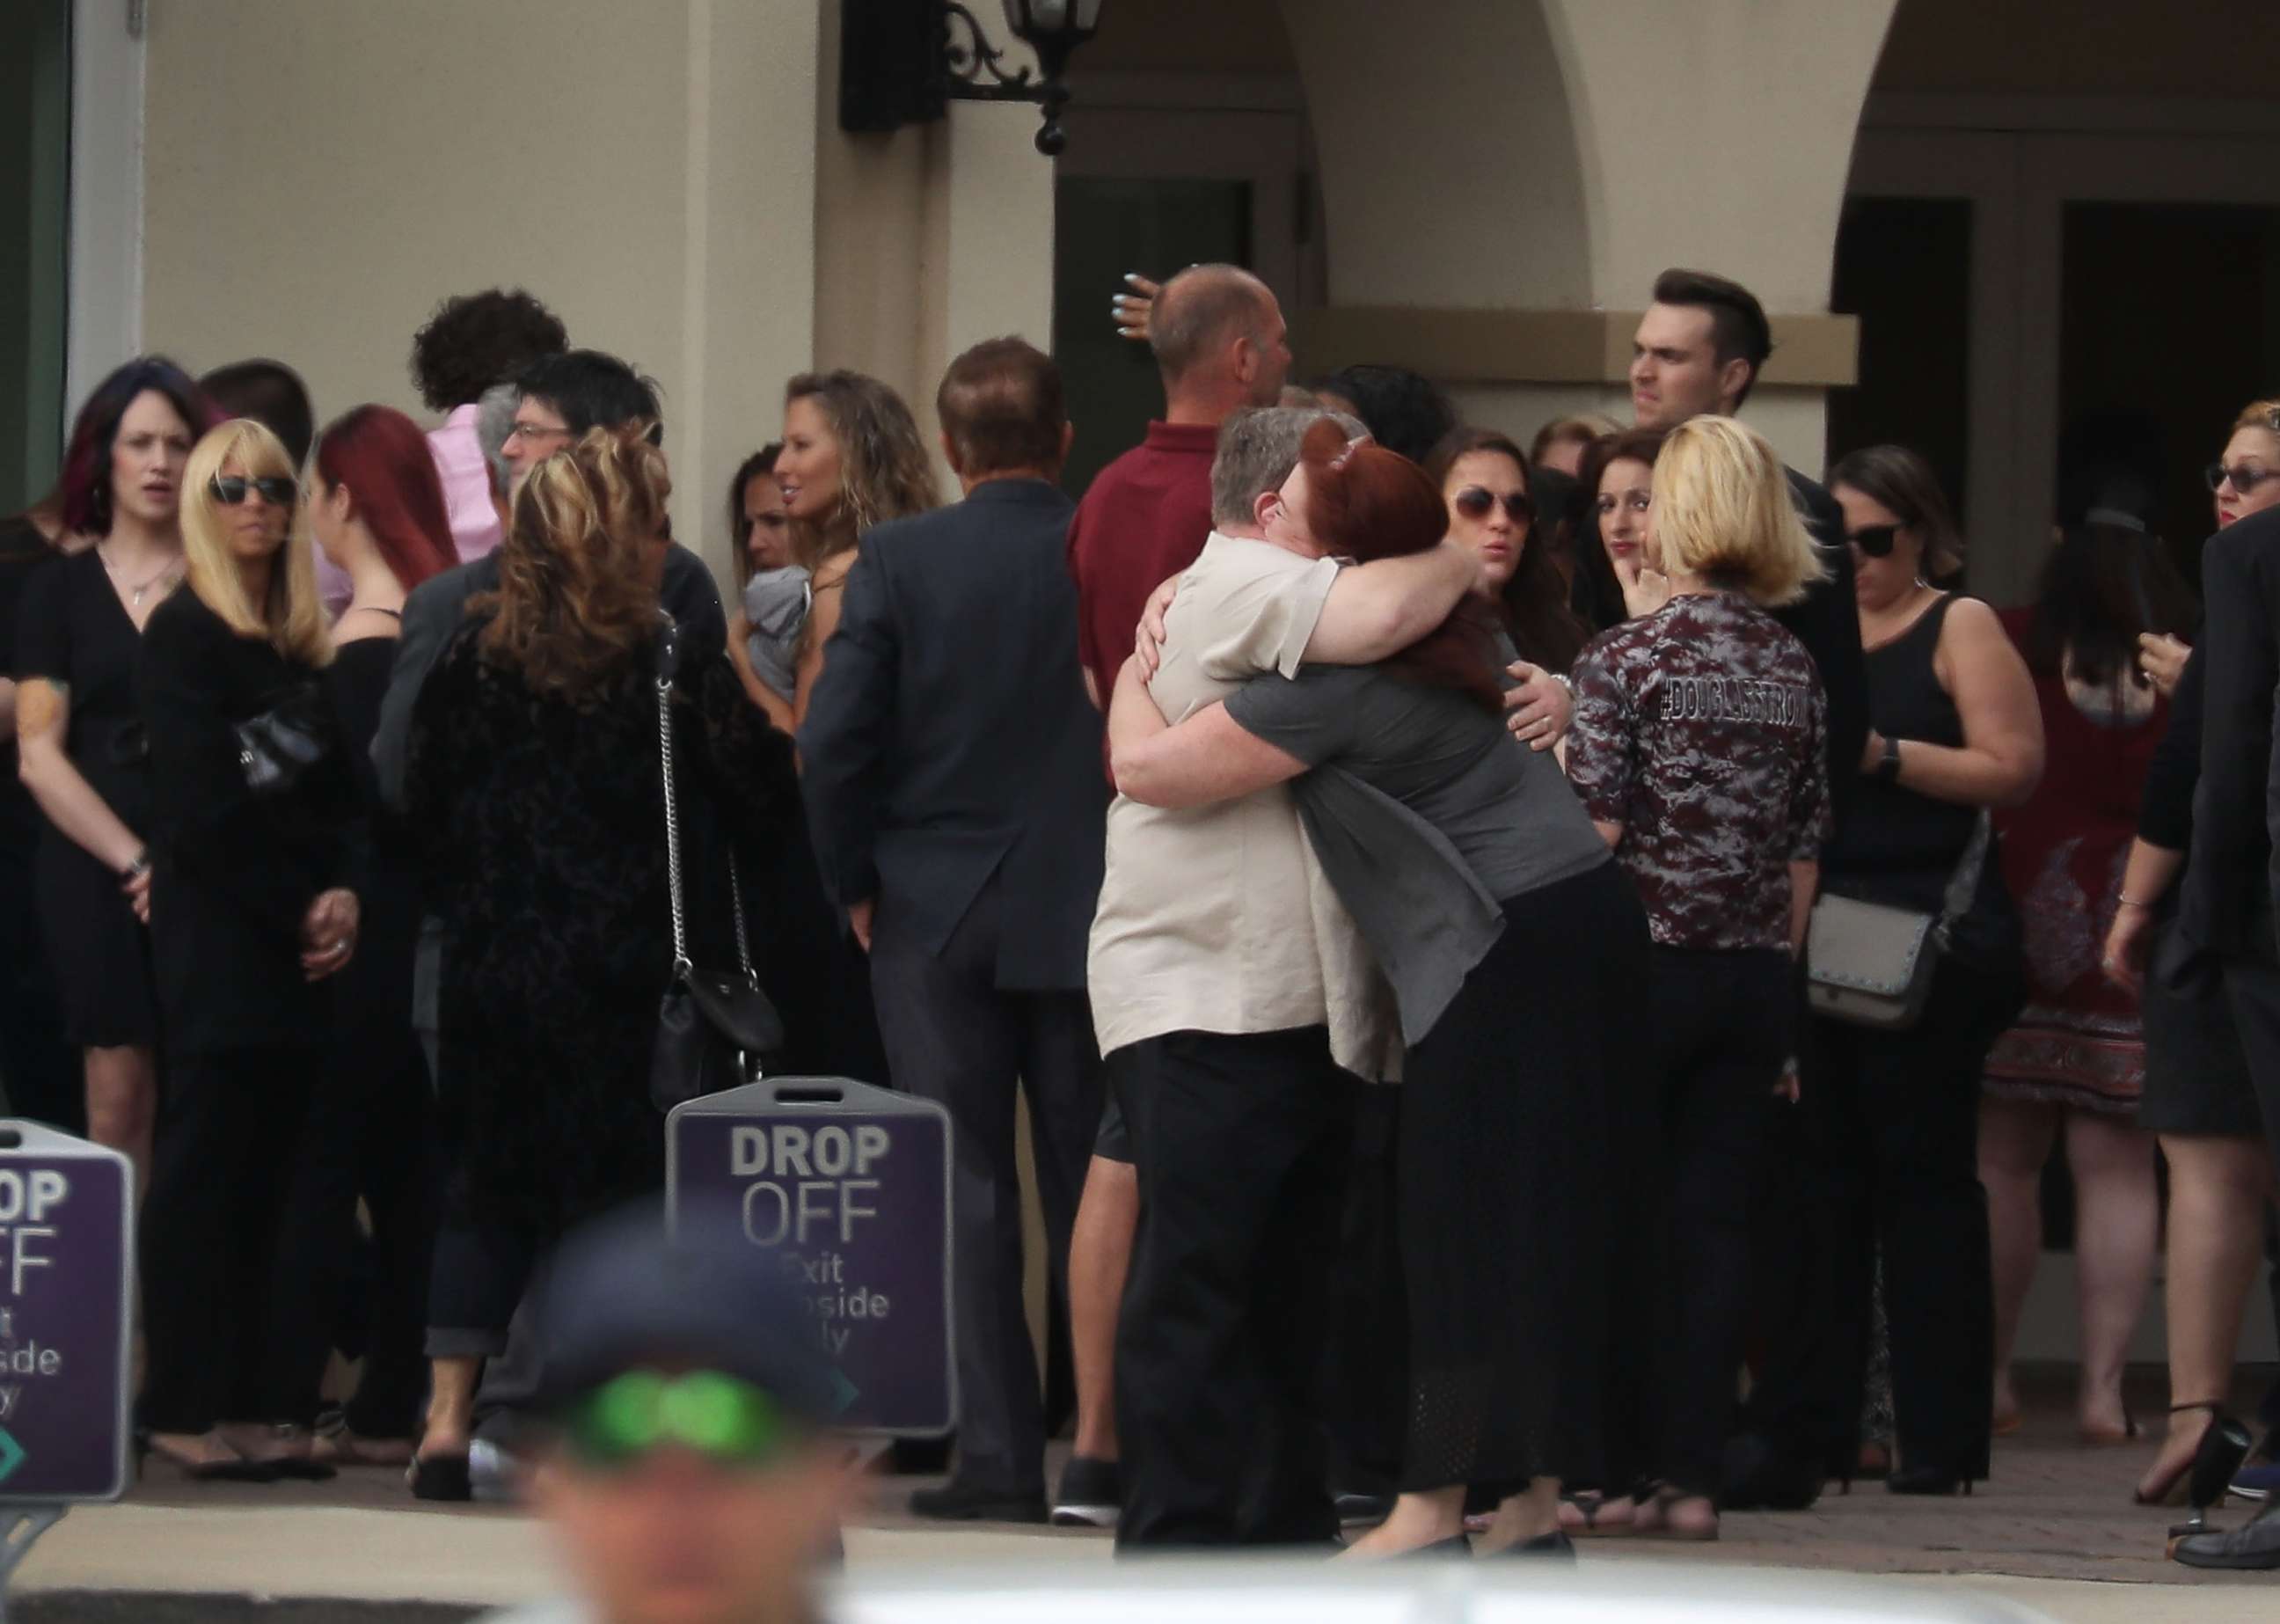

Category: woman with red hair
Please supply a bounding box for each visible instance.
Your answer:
[1108,421,1648,1556]
[296,404,457,1467]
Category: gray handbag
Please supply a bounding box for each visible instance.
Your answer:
[1805,813,1991,1032]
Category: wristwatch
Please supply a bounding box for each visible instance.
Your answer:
[1875,735,1903,784]
[121,850,151,881]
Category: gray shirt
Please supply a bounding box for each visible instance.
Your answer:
[1225,663,1611,1044]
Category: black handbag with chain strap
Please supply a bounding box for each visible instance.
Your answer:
[647,618,785,1114]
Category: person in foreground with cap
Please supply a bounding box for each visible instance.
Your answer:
[477,1205,859,1624]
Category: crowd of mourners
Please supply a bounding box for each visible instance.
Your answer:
[4,264,2280,1562]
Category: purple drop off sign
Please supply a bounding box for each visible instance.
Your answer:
[667,1078,955,1437]
[0,1123,133,1503]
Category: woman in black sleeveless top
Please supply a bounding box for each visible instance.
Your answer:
[1765,448,2042,1496]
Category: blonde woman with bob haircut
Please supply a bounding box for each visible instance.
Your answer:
[1650,414,1826,610]
[137,416,363,1481]
[400,427,801,1500]
[1560,413,1834,1541]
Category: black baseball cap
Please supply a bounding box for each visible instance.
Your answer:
[530,1202,839,1423]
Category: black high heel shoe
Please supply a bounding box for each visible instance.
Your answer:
[1887,1465,1977,1496]
[2138,1401,2228,1507]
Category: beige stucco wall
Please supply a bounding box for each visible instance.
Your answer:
[139,0,820,587]
[812,2,1055,493]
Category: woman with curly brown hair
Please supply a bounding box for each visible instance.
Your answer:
[773,372,937,727]
[401,427,800,1499]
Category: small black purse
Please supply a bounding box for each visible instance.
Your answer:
[647,620,785,1114]
[234,683,336,796]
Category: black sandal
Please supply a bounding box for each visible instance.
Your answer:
[2139,1402,2226,1508]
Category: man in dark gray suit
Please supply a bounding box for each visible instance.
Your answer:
[799,337,1108,1524]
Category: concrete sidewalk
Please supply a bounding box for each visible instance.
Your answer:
[22,1397,2280,1622]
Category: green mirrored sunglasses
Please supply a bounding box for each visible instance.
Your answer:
[562,1370,794,1472]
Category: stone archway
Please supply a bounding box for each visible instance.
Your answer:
[1281,0,1901,469]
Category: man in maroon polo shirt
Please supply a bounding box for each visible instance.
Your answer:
[1050,263,1289,1528]
[1068,264,1291,710]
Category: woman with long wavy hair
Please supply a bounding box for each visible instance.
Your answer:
[137,417,359,1480]
[401,427,799,1499]
[773,371,936,728]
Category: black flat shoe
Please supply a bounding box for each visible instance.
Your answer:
[910,1482,1047,1524]
[1395,1534,1472,1559]
[1888,1466,1977,1496]
[260,1454,338,1482]
[407,1452,473,1502]
[1487,1530,1575,1561]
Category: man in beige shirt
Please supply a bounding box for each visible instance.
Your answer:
[1090,406,1476,1548]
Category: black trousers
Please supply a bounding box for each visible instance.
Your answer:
[282,1018,435,1437]
[867,874,1101,1497]
[142,1046,325,1431]
[1623,946,1792,1496]
[1114,1026,1351,1548]
[1750,957,2016,1480]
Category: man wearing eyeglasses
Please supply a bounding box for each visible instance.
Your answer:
[475,1206,857,1624]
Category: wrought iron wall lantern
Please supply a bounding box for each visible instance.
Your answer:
[840,0,1106,157]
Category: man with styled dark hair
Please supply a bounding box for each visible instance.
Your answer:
[501,350,669,494]
[800,336,1108,1524]
[1634,268,1775,421]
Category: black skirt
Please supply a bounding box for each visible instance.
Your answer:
[1393,860,1648,1492]
[2138,924,2262,1138]
[33,829,157,1048]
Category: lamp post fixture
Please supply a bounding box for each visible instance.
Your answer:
[840,0,1106,157]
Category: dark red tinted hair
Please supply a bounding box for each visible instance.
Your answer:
[1297,418,1502,712]
[41,357,218,538]
[314,405,457,590]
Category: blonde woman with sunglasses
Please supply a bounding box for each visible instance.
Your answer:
[136,418,360,1482]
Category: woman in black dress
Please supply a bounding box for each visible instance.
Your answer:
[1765,446,2043,1496]
[299,405,459,1468]
[404,426,798,1498]
[138,418,360,1480]
[13,359,216,1177]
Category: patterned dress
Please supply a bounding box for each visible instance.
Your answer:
[1981,609,2164,1113]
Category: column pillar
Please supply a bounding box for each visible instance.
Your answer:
[1281,0,1897,472]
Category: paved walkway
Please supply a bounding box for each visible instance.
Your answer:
[22,1389,2280,1621]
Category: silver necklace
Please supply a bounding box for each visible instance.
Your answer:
[99,545,184,608]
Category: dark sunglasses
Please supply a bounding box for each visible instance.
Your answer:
[1847,523,1903,559]
[1453,487,1534,524]
[208,474,297,508]
[561,1370,794,1474]
[2206,462,2280,495]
